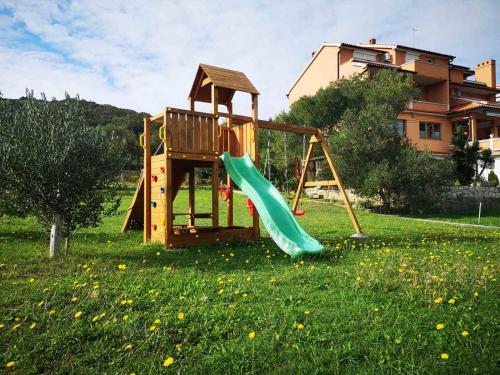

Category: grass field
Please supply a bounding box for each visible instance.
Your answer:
[401,210,500,227]
[1,189,499,374]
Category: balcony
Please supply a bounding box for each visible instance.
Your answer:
[406,100,448,113]
[476,136,500,154]
[401,60,449,83]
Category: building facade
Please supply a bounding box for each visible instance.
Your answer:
[288,39,500,178]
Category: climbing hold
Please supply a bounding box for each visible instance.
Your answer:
[246,199,254,217]
[152,224,157,231]
[150,201,157,208]
[152,175,158,182]
[160,187,165,193]
[160,167,165,173]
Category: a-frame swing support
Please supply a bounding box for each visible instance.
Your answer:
[290,133,365,238]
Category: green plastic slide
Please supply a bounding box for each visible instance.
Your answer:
[221,152,323,257]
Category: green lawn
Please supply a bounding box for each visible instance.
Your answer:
[0,189,498,374]
[400,209,500,227]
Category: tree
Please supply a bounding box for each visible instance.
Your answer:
[451,125,494,185]
[0,91,124,258]
[282,70,454,212]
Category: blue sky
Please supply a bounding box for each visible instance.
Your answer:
[0,0,499,118]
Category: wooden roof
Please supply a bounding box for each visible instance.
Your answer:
[188,64,259,105]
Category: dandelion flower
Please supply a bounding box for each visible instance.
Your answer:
[248,331,255,339]
[177,312,185,321]
[154,319,161,324]
[29,323,36,329]
[6,361,15,368]
[441,353,449,360]
[218,289,224,294]
[118,264,127,270]
[297,323,305,330]
[127,299,133,305]
[246,277,251,282]
[0,323,4,329]
[37,301,44,307]
[434,297,443,304]
[71,297,78,302]
[448,298,456,305]
[12,324,21,331]
[149,325,157,332]
[304,310,311,315]
[473,292,479,297]
[49,309,56,315]
[156,252,160,256]
[461,330,469,337]
[123,315,129,321]
[373,307,379,312]
[175,343,182,350]
[74,311,82,318]
[163,357,174,367]
[124,344,133,350]
[436,323,445,330]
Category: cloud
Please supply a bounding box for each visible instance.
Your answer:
[0,0,499,118]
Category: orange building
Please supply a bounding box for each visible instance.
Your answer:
[288,39,500,176]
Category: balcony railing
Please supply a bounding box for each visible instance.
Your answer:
[475,136,500,153]
[406,100,448,113]
[400,60,449,80]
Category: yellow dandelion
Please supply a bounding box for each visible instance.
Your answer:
[163,357,174,367]
[373,307,379,312]
[120,300,127,305]
[246,277,251,282]
[218,289,224,294]
[441,353,449,360]
[473,292,479,297]
[304,310,311,315]
[156,252,160,256]
[71,297,78,302]
[297,323,305,330]
[154,319,161,324]
[37,301,44,307]
[124,343,133,350]
[175,343,182,350]
[12,323,21,331]
[123,315,129,321]
[448,298,456,305]
[248,331,256,339]
[434,297,443,304]
[461,330,469,337]
[6,361,15,368]
[118,264,127,270]
[127,299,133,305]
[177,312,185,321]
[74,311,82,318]
[29,323,36,329]
[436,323,445,330]
[0,323,4,329]
[243,293,248,298]
[149,325,157,332]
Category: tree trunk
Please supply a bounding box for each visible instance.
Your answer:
[49,213,62,259]
[64,236,70,256]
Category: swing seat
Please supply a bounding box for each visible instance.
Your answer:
[294,210,305,217]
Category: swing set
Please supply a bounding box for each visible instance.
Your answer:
[122,63,364,252]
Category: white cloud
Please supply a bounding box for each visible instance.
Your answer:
[0,0,499,118]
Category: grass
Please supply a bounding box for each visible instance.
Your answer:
[0,189,499,374]
[400,209,500,227]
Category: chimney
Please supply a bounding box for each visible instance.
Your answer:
[368,38,377,45]
[475,59,496,88]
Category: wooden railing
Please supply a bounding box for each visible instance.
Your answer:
[476,137,500,153]
[164,108,219,156]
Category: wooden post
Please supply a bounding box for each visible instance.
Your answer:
[227,101,234,226]
[251,93,260,238]
[165,158,173,246]
[470,114,477,141]
[143,117,151,243]
[292,139,315,213]
[211,85,218,116]
[188,167,195,227]
[188,96,194,111]
[212,161,219,228]
[318,135,363,235]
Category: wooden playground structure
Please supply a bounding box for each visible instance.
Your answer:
[122,64,363,248]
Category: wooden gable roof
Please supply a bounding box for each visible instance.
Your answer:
[188,64,259,105]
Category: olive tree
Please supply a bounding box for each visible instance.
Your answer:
[0,91,124,258]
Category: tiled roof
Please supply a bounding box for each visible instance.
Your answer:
[448,101,500,114]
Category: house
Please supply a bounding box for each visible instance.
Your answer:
[288,39,500,179]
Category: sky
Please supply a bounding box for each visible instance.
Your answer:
[0,0,499,118]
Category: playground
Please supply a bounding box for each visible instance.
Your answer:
[1,189,498,373]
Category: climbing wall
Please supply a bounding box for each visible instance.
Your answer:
[150,154,166,243]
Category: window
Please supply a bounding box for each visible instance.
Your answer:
[419,122,441,139]
[353,50,377,62]
[396,119,406,136]
[405,52,420,63]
